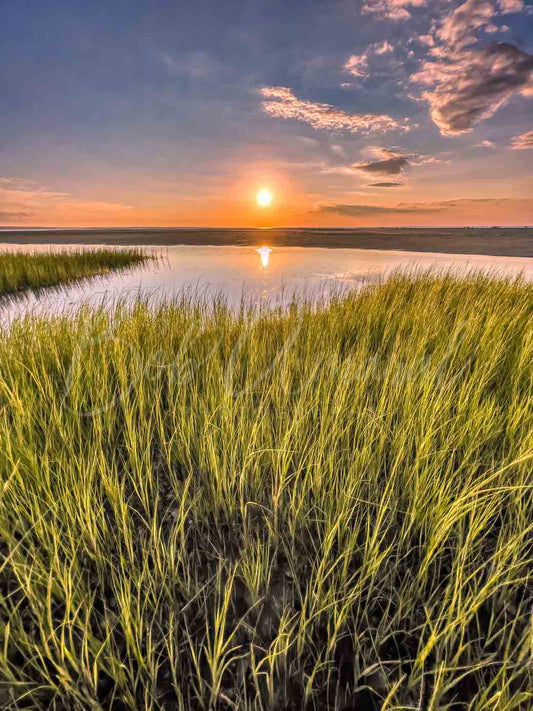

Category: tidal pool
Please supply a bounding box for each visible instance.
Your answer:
[1,244,533,324]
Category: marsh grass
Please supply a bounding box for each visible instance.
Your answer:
[0,249,147,298]
[0,272,531,709]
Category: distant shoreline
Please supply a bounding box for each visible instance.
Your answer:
[0,227,532,258]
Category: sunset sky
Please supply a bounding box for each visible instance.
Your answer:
[1,0,532,228]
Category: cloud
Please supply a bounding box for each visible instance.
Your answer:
[374,40,394,55]
[498,0,524,13]
[510,129,533,149]
[297,136,320,147]
[478,139,496,147]
[0,177,41,190]
[260,87,409,134]
[412,41,533,135]
[362,0,426,22]
[351,147,446,179]
[355,148,409,175]
[320,165,359,176]
[314,203,433,216]
[418,34,435,47]
[342,40,395,79]
[409,0,532,136]
[159,50,216,78]
[436,0,497,48]
[330,144,346,157]
[343,54,369,77]
[312,197,524,217]
[366,181,404,186]
[0,211,33,222]
[0,176,133,225]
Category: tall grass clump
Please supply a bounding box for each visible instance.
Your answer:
[0,249,147,297]
[0,272,531,710]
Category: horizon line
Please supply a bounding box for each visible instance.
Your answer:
[1,225,532,231]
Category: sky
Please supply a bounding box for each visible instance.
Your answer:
[0,0,532,228]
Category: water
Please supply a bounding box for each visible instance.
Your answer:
[1,244,533,324]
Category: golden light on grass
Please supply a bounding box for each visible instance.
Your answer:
[256,188,273,207]
[1,273,532,706]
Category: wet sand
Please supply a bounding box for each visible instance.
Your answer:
[0,227,532,257]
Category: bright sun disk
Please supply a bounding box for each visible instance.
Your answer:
[256,188,273,207]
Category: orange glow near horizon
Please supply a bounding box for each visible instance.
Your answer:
[2,172,532,229]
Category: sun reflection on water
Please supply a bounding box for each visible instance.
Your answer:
[256,245,272,268]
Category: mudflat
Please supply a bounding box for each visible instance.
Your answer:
[1,227,532,257]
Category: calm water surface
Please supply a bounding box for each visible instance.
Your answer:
[2,244,533,324]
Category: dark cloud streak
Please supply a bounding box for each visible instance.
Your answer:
[312,198,521,217]
[313,203,439,217]
[367,181,404,186]
[355,154,409,175]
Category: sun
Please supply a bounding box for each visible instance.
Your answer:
[256,188,273,207]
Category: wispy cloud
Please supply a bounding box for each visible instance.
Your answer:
[343,40,395,78]
[362,0,426,22]
[410,0,533,135]
[159,50,216,78]
[0,177,41,191]
[510,129,533,149]
[260,87,409,134]
[330,144,346,157]
[0,177,133,225]
[0,211,33,222]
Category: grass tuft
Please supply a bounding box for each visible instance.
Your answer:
[0,249,147,298]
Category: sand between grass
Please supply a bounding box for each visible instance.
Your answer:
[0,272,532,710]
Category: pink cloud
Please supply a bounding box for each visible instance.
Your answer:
[510,130,533,149]
[418,34,435,47]
[437,0,496,48]
[498,0,524,13]
[374,40,394,55]
[362,0,426,21]
[260,87,409,134]
[342,40,394,79]
[343,54,369,77]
